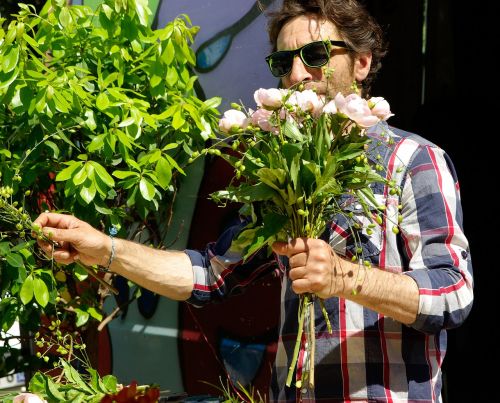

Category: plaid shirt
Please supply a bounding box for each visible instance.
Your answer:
[185,123,473,402]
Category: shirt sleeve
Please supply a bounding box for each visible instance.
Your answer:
[184,219,278,306]
[400,144,473,334]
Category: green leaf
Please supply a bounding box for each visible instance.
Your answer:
[2,45,20,73]
[101,4,113,19]
[290,153,301,191]
[257,168,287,191]
[113,170,138,179]
[139,178,155,201]
[94,203,112,215]
[73,264,88,281]
[244,213,289,259]
[74,308,90,327]
[87,307,103,321]
[213,182,276,203]
[102,375,118,393]
[80,182,96,204]
[53,89,71,113]
[84,109,97,131]
[155,157,172,188]
[0,68,19,90]
[33,277,49,307]
[20,275,34,305]
[46,374,66,400]
[164,154,185,175]
[55,127,77,148]
[58,7,73,28]
[87,367,107,393]
[28,372,47,394]
[87,134,105,152]
[23,32,40,49]
[44,140,60,158]
[337,142,366,162]
[60,358,94,393]
[118,117,135,127]
[166,66,179,87]
[150,75,162,88]
[56,162,82,181]
[6,253,23,267]
[96,93,110,110]
[0,242,10,255]
[163,40,175,64]
[72,166,87,186]
[89,161,115,187]
[11,240,35,252]
[0,149,11,158]
[283,119,304,142]
[133,0,151,26]
[203,96,222,110]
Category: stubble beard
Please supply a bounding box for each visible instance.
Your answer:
[302,69,356,99]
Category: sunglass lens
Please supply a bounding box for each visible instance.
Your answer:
[269,51,293,77]
[302,42,329,68]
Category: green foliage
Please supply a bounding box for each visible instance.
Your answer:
[0,0,220,377]
[0,0,219,225]
[211,114,387,259]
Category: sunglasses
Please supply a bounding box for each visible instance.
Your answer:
[265,40,349,77]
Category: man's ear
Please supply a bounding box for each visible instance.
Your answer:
[354,52,372,82]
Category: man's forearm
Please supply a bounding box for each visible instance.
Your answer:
[337,257,419,324]
[109,238,194,300]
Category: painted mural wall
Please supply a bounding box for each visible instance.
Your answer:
[70,0,281,395]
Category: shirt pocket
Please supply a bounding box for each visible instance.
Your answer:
[328,193,386,261]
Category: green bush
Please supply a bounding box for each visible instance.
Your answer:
[0,0,220,376]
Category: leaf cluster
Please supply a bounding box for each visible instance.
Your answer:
[211,104,389,259]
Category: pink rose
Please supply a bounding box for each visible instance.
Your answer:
[368,97,394,120]
[218,109,249,134]
[251,108,277,132]
[322,100,338,115]
[13,393,47,403]
[288,90,322,116]
[253,88,283,110]
[334,93,379,128]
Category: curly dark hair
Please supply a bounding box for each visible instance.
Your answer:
[267,0,387,96]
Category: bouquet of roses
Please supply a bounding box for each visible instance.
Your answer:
[208,86,394,389]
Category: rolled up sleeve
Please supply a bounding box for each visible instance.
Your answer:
[184,220,277,307]
[400,145,473,334]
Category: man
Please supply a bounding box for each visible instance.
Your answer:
[36,0,473,401]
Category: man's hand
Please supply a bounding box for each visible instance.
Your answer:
[272,238,353,299]
[34,213,110,267]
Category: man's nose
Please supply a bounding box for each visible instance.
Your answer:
[287,55,313,86]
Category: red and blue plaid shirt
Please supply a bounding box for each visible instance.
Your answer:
[185,123,473,402]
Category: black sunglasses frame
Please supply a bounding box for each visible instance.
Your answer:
[265,40,349,78]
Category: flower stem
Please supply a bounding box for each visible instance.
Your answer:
[319,298,332,333]
[286,293,309,387]
[308,300,316,389]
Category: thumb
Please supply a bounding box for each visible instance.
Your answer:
[271,241,290,256]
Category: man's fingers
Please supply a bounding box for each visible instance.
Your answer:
[291,278,309,295]
[52,249,78,265]
[272,238,310,256]
[289,266,306,281]
[41,227,80,245]
[34,212,80,231]
[289,253,307,268]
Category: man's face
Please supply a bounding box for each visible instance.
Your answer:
[276,14,356,97]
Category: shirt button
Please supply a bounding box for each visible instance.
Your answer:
[461,250,468,259]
